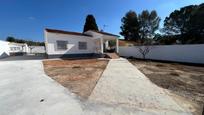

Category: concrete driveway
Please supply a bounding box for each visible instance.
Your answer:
[0,59,192,115]
[0,60,83,115]
[0,55,46,61]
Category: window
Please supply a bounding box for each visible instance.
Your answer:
[16,47,20,50]
[56,40,68,50]
[10,47,13,51]
[78,42,87,50]
[10,47,19,51]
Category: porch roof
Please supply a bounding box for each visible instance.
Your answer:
[102,34,118,41]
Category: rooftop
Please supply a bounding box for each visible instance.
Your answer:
[89,30,120,37]
[45,28,92,37]
[45,28,119,37]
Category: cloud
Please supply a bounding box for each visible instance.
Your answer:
[28,16,36,20]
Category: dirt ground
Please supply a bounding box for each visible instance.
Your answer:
[130,59,204,115]
[43,59,108,100]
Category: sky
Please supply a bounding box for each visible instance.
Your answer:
[0,0,203,42]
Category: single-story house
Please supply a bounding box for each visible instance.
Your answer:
[44,28,120,58]
[0,40,30,58]
[9,42,29,56]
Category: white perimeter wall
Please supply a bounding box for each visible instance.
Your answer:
[119,44,204,64]
[0,40,10,58]
[45,32,96,55]
[27,46,45,54]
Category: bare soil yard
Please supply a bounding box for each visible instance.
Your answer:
[130,59,204,115]
[43,59,108,100]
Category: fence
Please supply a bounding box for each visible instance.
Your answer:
[119,44,204,64]
[27,46,46,54]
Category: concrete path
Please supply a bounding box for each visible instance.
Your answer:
[85,58,191,115]
[0,60,83,115]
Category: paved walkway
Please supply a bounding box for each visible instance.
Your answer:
[85,58,191,115]
[0,60,83,115]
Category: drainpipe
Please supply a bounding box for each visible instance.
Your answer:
[100,37,104,54]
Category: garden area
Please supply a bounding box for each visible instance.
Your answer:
[43,59,108,100]
[130,59,204,115]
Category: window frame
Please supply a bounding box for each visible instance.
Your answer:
[78,41,87,50]
[56,40,68,51]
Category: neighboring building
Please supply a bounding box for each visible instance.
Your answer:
[44,28,119,58]
[9,42,28,56]
[0,40,10,59]
[0,40,30,58]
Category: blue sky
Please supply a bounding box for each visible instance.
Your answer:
[0,0,203,41]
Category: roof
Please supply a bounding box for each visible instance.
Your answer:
[45,28,119,37]
[45,28,92,37]
[90,30,120,37]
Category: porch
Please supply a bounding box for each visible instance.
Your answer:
[94,35,119,54]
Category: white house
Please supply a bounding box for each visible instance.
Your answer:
[44,28,119,58]
[9,42,29,56]
[0,40,30,58]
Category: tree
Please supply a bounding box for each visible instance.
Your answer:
[6,36,15,42]
[185,3,204,43]
[138,10,160,40]
[162,5,196,35]
[136,39,155,59]
[5,36,45,46]
[120,10,140,41]
[137,46,152,59]
[83,14,99,32]
[162,3,204,44]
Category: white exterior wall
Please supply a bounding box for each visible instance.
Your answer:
[45,32,96,55]
[119,44,204,64]
[0,40,10,58]
[9,43,28,53]
[27,46,46,54]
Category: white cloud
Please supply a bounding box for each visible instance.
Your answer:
[28,16,36,20]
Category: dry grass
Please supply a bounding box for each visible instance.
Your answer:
[169,72,180,76]
[130,59,204,115]
[43,59,108,100]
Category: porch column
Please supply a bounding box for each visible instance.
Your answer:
[116,38,119,53]
[100,38,104,54]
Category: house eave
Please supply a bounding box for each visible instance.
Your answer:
[45,28,92,37]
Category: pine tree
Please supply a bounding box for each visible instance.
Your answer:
[120,10,140,41]
[138,10,160,40]
[83,14,99,32]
